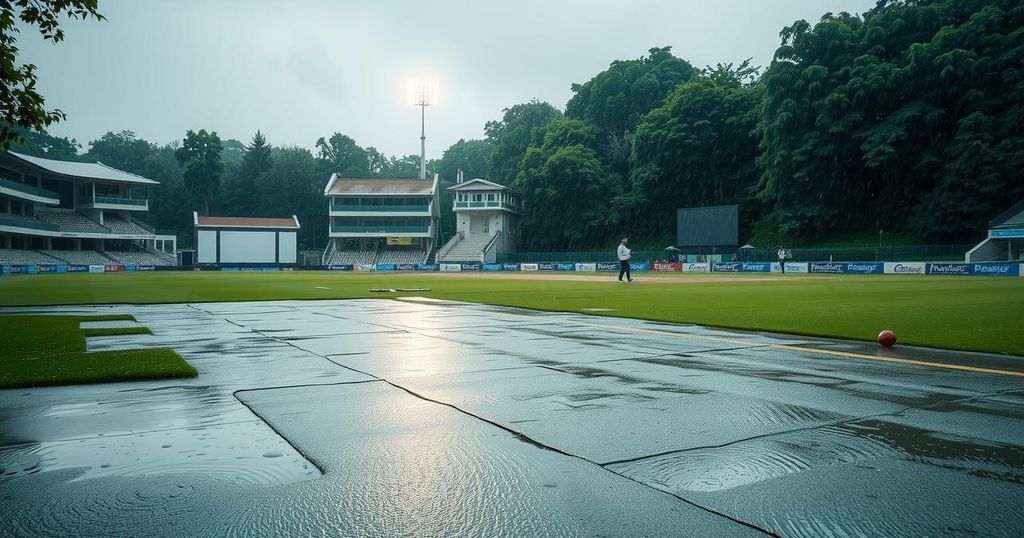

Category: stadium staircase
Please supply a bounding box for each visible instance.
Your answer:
[436,233,492,263]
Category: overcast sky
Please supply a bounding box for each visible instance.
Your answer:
[19,0,876,158]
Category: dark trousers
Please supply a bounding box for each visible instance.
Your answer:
[619,260,631,281]
[779,260,785,273]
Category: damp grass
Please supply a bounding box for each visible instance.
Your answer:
[0,314,197,389]
[0,271,1021,355]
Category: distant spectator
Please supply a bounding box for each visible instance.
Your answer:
[777,245,787,274]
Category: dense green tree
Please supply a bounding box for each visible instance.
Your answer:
[83,130,156,175]
[383,155,421,179]
[144,145,193,245]
[513,119,621,249]
[220,138,245,164]
[628,67,763,238]
[257,147,326,249]
[566,47,698,137]
[7,128,80,159]
[220,131,272,216]
[0,0,103,149]
[436,138,492,181]
[756,0,1024,242]
[316,132,370,177]
[174,129,224,215]
[484,100,562,183]
[366,147,389,177]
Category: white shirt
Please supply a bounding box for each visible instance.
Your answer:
[617,244,631,261]
[777,249,786,261]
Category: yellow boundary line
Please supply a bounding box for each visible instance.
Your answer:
[489,310,1024,378]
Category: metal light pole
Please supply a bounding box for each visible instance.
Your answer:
[407,80,437,179]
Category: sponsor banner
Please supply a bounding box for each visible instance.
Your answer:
[774,262,806,272]
[386,237,414,246]
[104,264,124,272]
[89,264,105,273]
[220,267,280,272]
[55,264,67,273]
[357,264,376,272]
[0,264,7,275]
[441,263,462,272]
[809,263,846,274]
[990,229,1024,238]
[712,262,741,272]
[9,264,36,274]
[652,262,682,272]
[376,264,396,272]
[395,263,417,271]
[629,262,650,272]
[927,263,971,275]
[37,264,58,273]
[972,263,1019,276]
[502,263,521,271]
[124,265,137,272]
[69,264,89,273]
[682,262,710,273]
[416,263,439,271]
[482,263,503,271]
[521,263,539,271]
[461,263,482,271]
[740,262,771,273]
[575,263,597,272]
[595,262,619,272]
[327,264,354,271]
[884,262,925,274]
[843,262,883,274]
[137,265,156,271]
[555,263,576,271]
[538,262,557,271]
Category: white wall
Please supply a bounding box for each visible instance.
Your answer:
[220,230,276,263]
[278,232,297,263]
[197,230,218,263]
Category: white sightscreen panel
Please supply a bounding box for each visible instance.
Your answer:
[197,230,218,263]
[278,232,297,263]
[220,231,277,263]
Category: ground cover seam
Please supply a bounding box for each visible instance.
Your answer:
[189,303,781,537]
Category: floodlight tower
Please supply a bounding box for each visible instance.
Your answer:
[407,80,438,179]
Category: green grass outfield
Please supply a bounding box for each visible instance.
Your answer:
[0,313,196,388]
[1,271,1021,355]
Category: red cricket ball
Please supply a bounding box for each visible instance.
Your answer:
[878,330,897,347]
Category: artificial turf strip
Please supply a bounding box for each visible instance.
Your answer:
[0,315,197,389]
[0,272,1021,355]
[81,326,154,337]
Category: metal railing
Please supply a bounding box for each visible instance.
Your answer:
[0,177,59,200]
[331,203,429,212]
[453,200,518,211]
[330,225,429,234]
[81,195,148,207]
[0,214,60,232]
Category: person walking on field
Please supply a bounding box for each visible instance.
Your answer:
[777,245,787,274]
[617,238,633,283]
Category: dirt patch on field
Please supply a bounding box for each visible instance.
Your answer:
[391,272,823,284]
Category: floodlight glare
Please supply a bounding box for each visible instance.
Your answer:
[407,79,439,179]
[406,80,438,107]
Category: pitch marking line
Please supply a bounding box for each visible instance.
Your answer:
[488,310,1024,378]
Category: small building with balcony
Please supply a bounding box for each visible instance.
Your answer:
[437,177,520,263]
[322,174,439,266]
[0,151,176,266]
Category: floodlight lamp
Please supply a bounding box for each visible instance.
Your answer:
[406,79,438,107]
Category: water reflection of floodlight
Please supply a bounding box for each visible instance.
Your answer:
[407,80,438,179]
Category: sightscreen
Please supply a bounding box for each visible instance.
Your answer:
[676,205,738,247]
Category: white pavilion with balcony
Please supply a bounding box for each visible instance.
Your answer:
[0,151,176,266]
[322,174,439,265]
[437,176,520,263]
